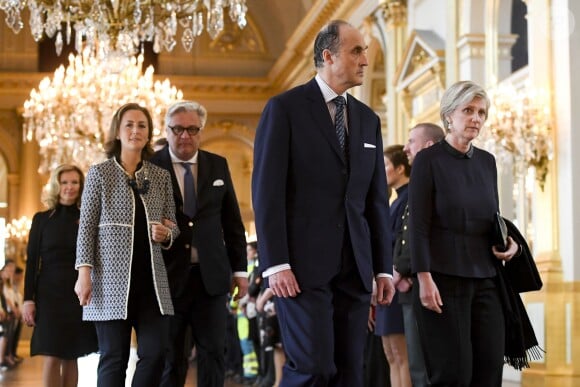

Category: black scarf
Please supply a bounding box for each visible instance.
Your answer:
[495,260,544,369]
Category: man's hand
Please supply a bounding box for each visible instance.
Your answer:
[367,306,376,332]
[268,269,301,298]
[375,276,395,305]
[231,276,249,301]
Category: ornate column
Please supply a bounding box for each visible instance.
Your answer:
[522,0,579,385]
[445,0,459,85]
[456,33,486,86]
[371,0,408,145]
[18,137,42,216]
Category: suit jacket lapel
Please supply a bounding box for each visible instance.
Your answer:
[196,150,209,209]
[160,148,184,208]
[346,95,362,167]
[305,79,346,163]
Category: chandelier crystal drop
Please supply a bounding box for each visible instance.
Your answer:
[0,0,248,56]
[22,48,184,174]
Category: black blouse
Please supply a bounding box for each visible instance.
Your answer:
[408,140,499,278]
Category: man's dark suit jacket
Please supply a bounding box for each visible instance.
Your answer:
[150,147,247,308]
[252,78,392,292]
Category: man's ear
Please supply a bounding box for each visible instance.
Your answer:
[322,49,333,64]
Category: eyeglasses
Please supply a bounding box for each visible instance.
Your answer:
[168,125,202,136]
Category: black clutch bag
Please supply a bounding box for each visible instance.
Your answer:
[493,212,509,251]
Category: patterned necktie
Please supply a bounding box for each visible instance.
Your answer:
[181,162,197,217]
[333,96,347,153]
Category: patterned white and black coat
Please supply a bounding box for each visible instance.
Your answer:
[76,158,179,321]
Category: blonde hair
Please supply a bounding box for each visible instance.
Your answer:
[42,164,85,209]
[440,81,490,131]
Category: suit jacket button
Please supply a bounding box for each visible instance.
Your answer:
[188,221,194,227]
[185,244,190,249]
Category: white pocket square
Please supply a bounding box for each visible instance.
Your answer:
[213,179,225,186]
[363,143,376,149]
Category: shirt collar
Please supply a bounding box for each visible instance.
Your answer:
[441,139,474,159]
[395,183,409,196]
[168,148,198,164]
[315,74,348,104]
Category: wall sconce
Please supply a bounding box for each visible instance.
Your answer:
[478,84,553,190]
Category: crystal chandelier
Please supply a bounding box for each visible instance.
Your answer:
[477,84,553,190]
[4,216,31,262]
[1,0,248,56]
[23,48,184,174]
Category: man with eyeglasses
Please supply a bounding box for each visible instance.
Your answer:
[150,101,248,387]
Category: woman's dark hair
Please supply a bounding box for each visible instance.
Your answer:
[384,145,411,177]
[313,20,350,68]
[104,103,154,160]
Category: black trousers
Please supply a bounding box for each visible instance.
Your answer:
[94,289,169,387]
[414,273,505,387]
[161,266,228,387]
[274,236,371,387]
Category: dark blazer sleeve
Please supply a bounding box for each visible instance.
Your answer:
[393,205,411,276]
[364,116,393,276]
[408,148,436,273]
[24,211,46,301]
[219,157,248,273]
[252,96,292,271]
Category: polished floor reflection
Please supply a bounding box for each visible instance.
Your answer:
[0,350,246,387]
[0,347,522,386]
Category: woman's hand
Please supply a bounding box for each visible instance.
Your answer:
[22,302,36,327]
[492,236,519,262]
[151,219,175,243]
[417,272,443,314]
[75,266,93,306]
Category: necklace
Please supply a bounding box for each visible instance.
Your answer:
[123,160,150,194]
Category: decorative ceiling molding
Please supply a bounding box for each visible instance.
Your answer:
[0,72,276,111]
[203,15,267,56]
[203,119,255,148]
[268,0,357,91]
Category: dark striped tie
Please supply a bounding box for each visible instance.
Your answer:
[181,162,197,217]
[333,96,346,153]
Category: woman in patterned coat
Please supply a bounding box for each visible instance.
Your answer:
[74,103,180,387]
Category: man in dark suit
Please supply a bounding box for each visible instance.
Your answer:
[150,101,248,387]
[252,20,395,387]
